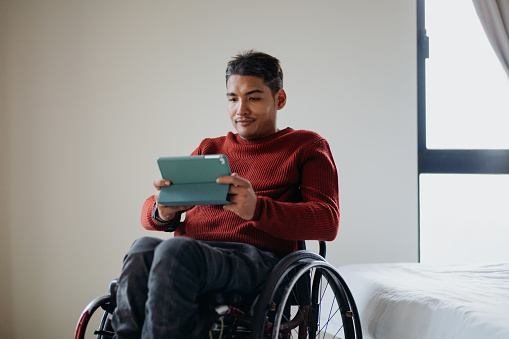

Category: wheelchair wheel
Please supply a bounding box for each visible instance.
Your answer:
[250,251,362,339]
[75,280,117,339]
[75,295,114,339]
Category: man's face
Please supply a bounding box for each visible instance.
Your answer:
[226,75,286,140]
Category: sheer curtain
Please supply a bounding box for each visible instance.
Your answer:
[472,0,509,78]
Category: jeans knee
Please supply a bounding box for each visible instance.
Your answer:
[130,237,162,253]
[153,237,200,260]
[151,237,207,276]
[121,237,162,271]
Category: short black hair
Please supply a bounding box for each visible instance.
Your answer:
[225,50,283,96]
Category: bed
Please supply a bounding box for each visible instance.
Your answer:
[335,262,509,339]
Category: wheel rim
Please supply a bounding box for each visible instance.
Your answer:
[270,261,355,338]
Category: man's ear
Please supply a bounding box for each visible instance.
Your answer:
[276,89,287,110]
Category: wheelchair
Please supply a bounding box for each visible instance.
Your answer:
[75,240,362,339]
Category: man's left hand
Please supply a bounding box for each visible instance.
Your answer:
[216,173,257,220]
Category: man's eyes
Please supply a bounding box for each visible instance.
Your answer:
[228,97,261,102]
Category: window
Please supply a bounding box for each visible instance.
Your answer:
[418,0,509,263]
[425,0,509,150]
[420,174,509,263]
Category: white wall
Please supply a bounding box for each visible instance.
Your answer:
[0,0,418,337]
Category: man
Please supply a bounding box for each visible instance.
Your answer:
[112,50,339,338]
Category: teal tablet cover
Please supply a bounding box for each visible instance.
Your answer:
[156,155,231,206]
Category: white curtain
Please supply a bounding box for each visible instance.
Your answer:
[472,0,509,78]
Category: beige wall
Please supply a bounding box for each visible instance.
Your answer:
[1,0,418,337]
[1,1,13,336]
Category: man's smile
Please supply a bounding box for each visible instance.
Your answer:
[235,118,255,126]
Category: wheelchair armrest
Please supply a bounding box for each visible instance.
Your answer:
[108,279,118,310]
[319,241,326,258]
[297,240,326,258]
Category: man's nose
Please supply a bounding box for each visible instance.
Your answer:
[236,100,249,115]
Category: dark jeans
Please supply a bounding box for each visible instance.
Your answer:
[111,236,281,339]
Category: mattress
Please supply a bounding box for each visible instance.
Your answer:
[335,262,509,339]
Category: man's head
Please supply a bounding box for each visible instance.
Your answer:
[226,51,287,140]
[226,50,283,96]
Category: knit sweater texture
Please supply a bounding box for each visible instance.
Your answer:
[141,127,339,255]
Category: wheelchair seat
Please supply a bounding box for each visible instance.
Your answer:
[75,241,363,339]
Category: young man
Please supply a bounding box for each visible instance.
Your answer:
[112,51,340,338]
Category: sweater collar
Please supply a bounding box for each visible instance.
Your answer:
[229,127,294,145]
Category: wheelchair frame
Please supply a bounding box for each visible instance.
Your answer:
[75,241,362,339]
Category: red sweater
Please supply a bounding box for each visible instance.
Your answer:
[141,127,339,255]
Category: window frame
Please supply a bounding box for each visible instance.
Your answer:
[417,0,509,262]
[417,0,509,175]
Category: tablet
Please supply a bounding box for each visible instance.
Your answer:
[156,154,232,206]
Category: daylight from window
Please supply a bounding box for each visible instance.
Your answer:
[420,174,509,263]
[425,0,509,150]
[421,0,509,264]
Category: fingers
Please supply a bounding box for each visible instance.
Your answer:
[152,178,194,221]
[153,179,171,191]
[216,173,249,187]
[218,173,257,220]
[156,204,194,221]
[152,174,256,220]
[222,194,256,220]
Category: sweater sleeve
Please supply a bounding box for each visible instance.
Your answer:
[251,139,340,241]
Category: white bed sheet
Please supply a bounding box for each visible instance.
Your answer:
[336,262,509,339]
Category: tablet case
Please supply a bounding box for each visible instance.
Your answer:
[157,155,232,206]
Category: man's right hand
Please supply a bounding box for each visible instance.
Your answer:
[153,179,194,221]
